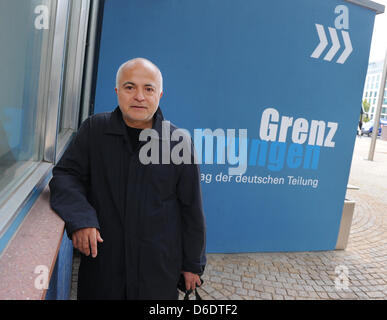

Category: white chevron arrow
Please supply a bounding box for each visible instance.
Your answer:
[311,24,328,59]
[324,27,340,61]
[311,24,353,64]
[337,30,353,64]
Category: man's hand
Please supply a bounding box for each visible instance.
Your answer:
[182,271,202,291]
[72,228,103,258]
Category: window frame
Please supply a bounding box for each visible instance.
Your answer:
[56,0,91,163]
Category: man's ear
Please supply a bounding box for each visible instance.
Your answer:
[115,87,118,94]
[159,91,163,99]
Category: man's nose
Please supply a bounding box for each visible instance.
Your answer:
[134,89,145,101]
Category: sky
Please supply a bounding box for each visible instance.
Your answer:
[368,0,387,62]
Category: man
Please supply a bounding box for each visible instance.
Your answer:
[49,58,206,299]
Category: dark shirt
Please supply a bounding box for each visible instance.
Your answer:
[125,125,143,151]
[124,125,143,218]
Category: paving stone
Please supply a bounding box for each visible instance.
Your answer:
[221,278,233,286]
[202,284,215,294]
[210,276,222,283]
[212,283,223,290]
[312,284,324,292]
[286,278,298,284]
[293,284,304,291]
[282,283,294,290]
[251,279,263,286]
[235,288,247,296]
[327,292,340,299]
[337,291,358,299]
[266,275,276,281]
[297,291,309,298]
[247,290,257,297]
[286,289,297,297]
[211,291,226,300]
[252,284,264,292]
[366,291,385,298]
[243,282,253,290]
[307,291,320,299]
[303,285,315,292]
[355,291,370,299]
[254,274,266,280]
[323,285,335,292]
[316,292,329,299]
[275,288,287,296]
[259,292,273,300]
[242,276,253,283]
[262,286,275,294]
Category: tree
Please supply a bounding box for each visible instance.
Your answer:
[362,100,370,123]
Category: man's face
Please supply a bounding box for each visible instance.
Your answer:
[115,62,163,128]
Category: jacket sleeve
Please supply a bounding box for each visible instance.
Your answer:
[176,156,207,276]
[49,117,100,239]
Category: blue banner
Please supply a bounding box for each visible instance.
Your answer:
[94,0,376,252]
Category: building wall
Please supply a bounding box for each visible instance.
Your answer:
[362,60,387,120]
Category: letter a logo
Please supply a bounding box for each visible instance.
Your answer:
[34,5,49,30]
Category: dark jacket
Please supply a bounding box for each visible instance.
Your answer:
[49,106,206,300]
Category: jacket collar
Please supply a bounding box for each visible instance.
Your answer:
[105,105,165,137]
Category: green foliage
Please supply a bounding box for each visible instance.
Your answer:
[362,99,370,113]
[362,100,370,122]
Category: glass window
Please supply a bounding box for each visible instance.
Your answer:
[382,107,386,114]
[375,92,377,97]
[365,92,368,97]
[0,0,52,205]
[373,99,376,104]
